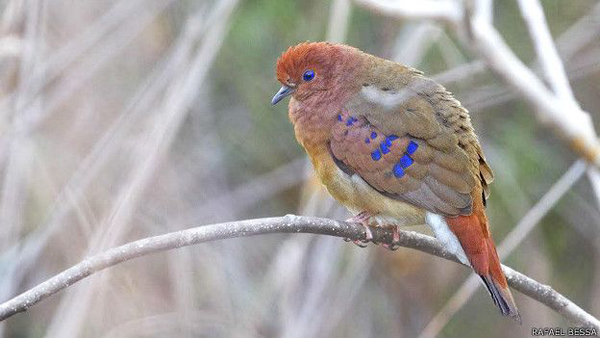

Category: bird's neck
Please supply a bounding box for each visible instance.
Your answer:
[288,89,353,156]
[289,103,335,157]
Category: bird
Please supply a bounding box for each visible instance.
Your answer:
[271,41,519,320]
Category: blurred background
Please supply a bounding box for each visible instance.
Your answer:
[1,0,600,337]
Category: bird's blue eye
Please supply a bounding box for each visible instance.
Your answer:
[303,70,315,81]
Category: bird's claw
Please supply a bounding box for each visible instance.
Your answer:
[381,226,400,251]
[342,237,369,248]
[345,211,374,248]
[382,243,399,251]
[353,239,369,248]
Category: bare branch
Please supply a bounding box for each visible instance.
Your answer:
[353,0,600,168]
[326,0,352,43]
[0,216,598,330]
[464,1,599,165]
[516,0,575,102]
[353,0,462,24]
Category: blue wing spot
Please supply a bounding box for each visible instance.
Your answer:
[345,116,358,126]
[371,149,382,161]
[407,140,419,155]
[393,163,405,178]
[399,154,414,168]
[337,114,342,121]
[380,142,390,154]
[365,137,370,144]
[387,135,399,141]
[384,137,392,148]
[370,132,377,139]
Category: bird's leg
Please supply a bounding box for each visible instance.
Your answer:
[344,211,374,248]
[381,225,400,251]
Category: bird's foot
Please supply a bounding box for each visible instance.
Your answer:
[381,226,400,251]
[344,211,373,248]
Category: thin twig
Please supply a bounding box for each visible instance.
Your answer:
[326,0,352,43]
[515,0,600,215]
[0,215,598,330]
[353,0,462,24]
[353,0,600,168]
[464,0,599,163]
[554,1,600,62]
[516,0,575,102]
[45,0,240,335]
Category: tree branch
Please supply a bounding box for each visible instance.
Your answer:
[353,0,462,24]
[353,0,600,168]
[0,215,598,330]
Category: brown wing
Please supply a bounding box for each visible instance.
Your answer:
[330,74,489,216]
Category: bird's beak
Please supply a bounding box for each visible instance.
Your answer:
[271,85,295,105]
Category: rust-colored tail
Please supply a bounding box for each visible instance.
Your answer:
[445,213,520,320]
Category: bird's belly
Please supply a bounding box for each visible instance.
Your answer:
[314,155,426,228]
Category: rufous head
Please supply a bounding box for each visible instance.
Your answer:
[271,42,358,105]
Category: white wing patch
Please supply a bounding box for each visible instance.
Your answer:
[425,212,470,266]
[360,86,417,110]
